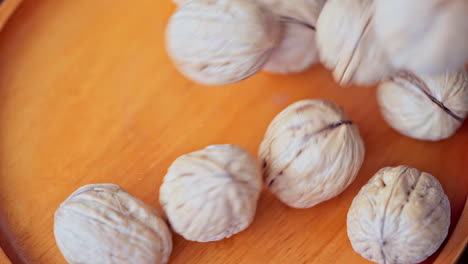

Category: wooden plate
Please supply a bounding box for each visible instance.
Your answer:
[0,1,466,263]
[0,0,22,30]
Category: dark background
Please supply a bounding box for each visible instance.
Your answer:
[459,250,467,264]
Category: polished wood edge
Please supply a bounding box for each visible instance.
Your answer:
[435,198,468,264]
[0,0,23,30]
[0,1,24,263]
[0,1,23,263]
[0,246,11,264]
[0,203,463,264]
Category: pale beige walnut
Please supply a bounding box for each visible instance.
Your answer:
[159,144,262,242]
[258,0,326,74]
[316,0,394,86]
[259,99,365,208]
[54,184,172,264]
[166,0,281,86]
[172,0,187,5]
[347,166,450,264]
[375,0,468,75]
[378,70,468,141]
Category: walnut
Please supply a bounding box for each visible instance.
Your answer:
[347,166,451,264]
[259,99,365,208]
[159,144,262,242]
[165,0,281,86]
[316,0,394,86]
[258,0,326,74]
[374,0,468,75]
[54,184,172,264]
[172,0,186,5]
[378,70,468,141]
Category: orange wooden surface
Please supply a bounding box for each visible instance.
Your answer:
[434,201,468,264]
[0,247,11,264]
[0,0,467,263]
[0,0,22,30]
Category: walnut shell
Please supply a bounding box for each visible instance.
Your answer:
[165,0,280,86]
[159,144,262,242]
[347,166,451,264]
[259,99,365,208]
[316,0,393,86]
[375,0,468,75]
[172,0,187,5]
[54,184,172,264]
[378,70,468,141]
[259,0,326,74]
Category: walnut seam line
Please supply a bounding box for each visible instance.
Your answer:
[266,119,354,187]
[393,71,464,122]
[278,16,315,30]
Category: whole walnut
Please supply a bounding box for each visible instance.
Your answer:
[259,99,365,208]
[54,184,172,264]
[375,0,468,75]
[378,70,468,141]
[166,0,281,86]
[316,0,394,86]
[347,166,451,264]
[159,144,262,242]
[258,0,326,74]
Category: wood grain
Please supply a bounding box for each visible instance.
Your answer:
[0,0,466,263]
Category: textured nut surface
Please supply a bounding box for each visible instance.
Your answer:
[375,0,468,75]
[54,184,172,264]
[172,0,189,5]
[259,0,326,74]
[259,99,365,208]
[347,166,451,264]
[160,144,262,242]
[316,0,393,86]
[378,70,468,141]
[166,0,280,85]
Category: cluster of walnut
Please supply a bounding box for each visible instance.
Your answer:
[167,0,467,85]
[316,0,468,141]
[167,0,468,142]
[317,0,468,85]
[53,101,452,264]
[52,100,366,262]
[166,0,326,85]
[52,0,463,263]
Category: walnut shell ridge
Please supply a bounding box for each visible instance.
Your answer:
[159,144,262,242]
[347,166,450,264]
[316,0,393,86]
[54,184,172,264]
[378,70,468,141]
[259,99,365,208]
[259,0,326,74]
